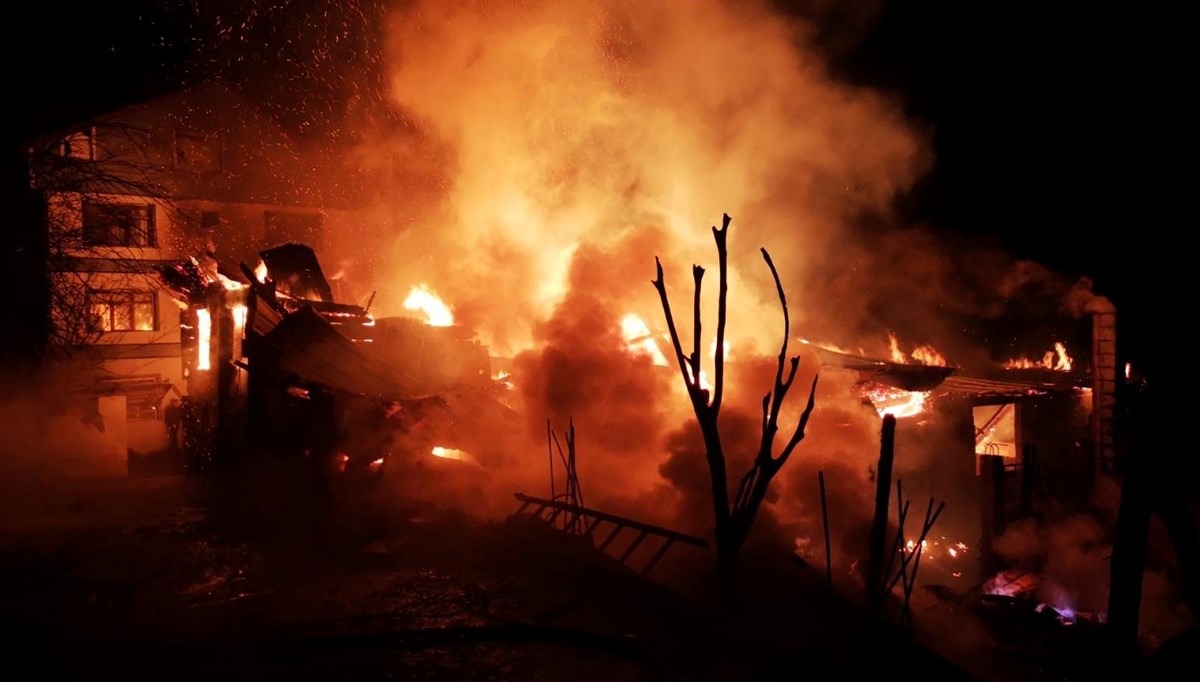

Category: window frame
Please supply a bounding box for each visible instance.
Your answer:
[58,127,96,160]
[81,200,158,248]
[172,128,224,174]
[87,290,159,333]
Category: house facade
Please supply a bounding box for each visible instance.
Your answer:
[28,81,362,474]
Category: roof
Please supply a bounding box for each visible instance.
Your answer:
[806,342,1087,399]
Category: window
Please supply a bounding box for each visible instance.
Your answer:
[264,211,323,246]
[88,291,157,332]
[83,201,156,247]
[200,211,221,231]
[174,130,223,173]
[58,128,95,160]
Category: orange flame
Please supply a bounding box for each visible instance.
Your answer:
[254,260,268,283]
[887,332,907,364]
[887,333,948,366]
[910,344,947,367]
[865,384,928,419]
[430,446,475,464]
[403,284,454,326]
[1004,342,1073,371]
[195,308,211,371]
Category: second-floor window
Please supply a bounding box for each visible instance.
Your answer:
[88,291,157,332]
[58,128,95,160]
[174,130,223,173]
[82,201,157,247]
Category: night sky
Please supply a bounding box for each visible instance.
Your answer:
[6,0,1165,369]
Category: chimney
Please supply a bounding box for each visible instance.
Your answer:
[1087,296,1117,472]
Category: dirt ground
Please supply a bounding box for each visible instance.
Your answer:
[0,468,1177,681]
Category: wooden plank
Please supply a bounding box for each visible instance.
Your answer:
[618,530,650,564]
[513,493,708,548]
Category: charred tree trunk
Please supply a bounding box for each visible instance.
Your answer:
[653,214,817,602]
[865,415,896,604]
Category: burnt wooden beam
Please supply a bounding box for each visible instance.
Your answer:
[865,415,897,604]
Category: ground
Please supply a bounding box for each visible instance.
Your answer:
[0,467,1178,681]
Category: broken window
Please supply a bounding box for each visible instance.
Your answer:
[200,211,221,231]
[88,291,157,332]
[82,201,157,247]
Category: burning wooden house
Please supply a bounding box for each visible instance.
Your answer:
[805,297,1123,568]
[158,243,495,481]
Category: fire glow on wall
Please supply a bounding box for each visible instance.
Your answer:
[196,308,212,371]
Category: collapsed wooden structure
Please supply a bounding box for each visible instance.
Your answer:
[158,243,493,479]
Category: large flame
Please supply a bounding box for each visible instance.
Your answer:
[910,344,947,367]
[403,284,454,326]
[887,332,948,366]
[1004,342,1073,371]
[358,0,926,359]
[864,384,928,419]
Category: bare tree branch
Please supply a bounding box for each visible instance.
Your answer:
[711,215,730,413]
[653,257,696,394]
[654,215,818,598]
[691,264,704,399]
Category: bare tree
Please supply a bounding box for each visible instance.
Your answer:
[653,214,818,596]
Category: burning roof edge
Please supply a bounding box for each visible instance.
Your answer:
[804,341,1086,398]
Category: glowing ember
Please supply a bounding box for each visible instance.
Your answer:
[983,569,1037,597]
[254,260,268,283]
[865,384,928,419]
[1125,362,1132,380]
[1004,342,1073,371]
[195,308,211,371]
[430,446,473,463]
[403,284,454,326]
[620,313,669,366]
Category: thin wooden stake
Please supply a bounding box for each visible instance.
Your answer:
[819,470,832,586]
